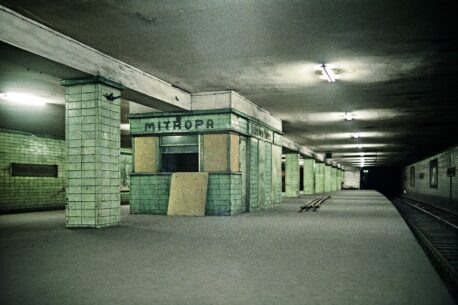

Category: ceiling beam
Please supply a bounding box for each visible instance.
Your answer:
[0,5,191,111]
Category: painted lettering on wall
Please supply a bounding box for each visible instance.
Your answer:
[145,118,214,132]
[249,122,273,141]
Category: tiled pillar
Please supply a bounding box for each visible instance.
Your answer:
[303,158,315,194]
[331,167,337,191]
[285,152,300,197]
[314,162,325,193]
[324,164,332,193]
[62,76,123,228]
[337,168,342,191]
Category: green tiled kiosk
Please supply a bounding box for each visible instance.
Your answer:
[129,109,282,216]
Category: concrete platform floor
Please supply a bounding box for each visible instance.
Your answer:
[0,190,454,305]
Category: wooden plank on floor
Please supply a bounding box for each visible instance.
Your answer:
[167,172,209,216]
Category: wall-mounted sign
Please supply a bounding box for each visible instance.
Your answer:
[130,113,233,135]
[249,122,273,142]
[145,118,214,132]
[430,159,438,188]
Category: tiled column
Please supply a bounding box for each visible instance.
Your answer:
[303,158,315,194]
[285,152,300,197]
[314,162,324,193]
[324,164,332,193]
[62,76,123,228]
[337,170,342,190]
[331,167,337,191]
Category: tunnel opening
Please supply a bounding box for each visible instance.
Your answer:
[360,167,402,198]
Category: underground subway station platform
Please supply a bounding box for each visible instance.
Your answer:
[0,1,457,305]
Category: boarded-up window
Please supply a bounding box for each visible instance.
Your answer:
[230,134,240,173]
[134,137,158,173]
[203,134,228,172]
[11,163,58,177]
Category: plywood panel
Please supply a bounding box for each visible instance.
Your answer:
[167,172,209,216]
[203,134,228,172]
[230,134,240,173]
[134,137,158,173]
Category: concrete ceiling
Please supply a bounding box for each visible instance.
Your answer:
[0,0,457,167]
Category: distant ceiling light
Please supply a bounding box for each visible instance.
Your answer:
[0,92,47,106]
[351,133,360,139]
[344,112,353,121]
[320,64,336,83]
[358,144,363,149]
[359,153,364,156]
[120,123,130,131]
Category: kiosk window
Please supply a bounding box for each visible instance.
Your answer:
[160,135,198,172]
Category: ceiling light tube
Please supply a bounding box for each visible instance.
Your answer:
[351,133,359,139]
[0,92,46,106]
[344,112,353,121]
[320,64,335,83]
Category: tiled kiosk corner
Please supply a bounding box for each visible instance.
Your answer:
[129,108,283,216]
[61,76,123,228]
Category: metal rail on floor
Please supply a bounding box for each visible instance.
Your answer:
[392,197,458,299]
[298,195,331,212]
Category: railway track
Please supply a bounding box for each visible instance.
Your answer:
[392,197,458,299]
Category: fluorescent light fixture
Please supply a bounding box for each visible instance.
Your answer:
[320,64,335,83]
[358,144,363,149]
[0,92,47,106]
[120,123,130,131]
[351,133,360,139]
[344,112,353,121]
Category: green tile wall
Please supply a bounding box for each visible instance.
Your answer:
[324,165,332,193]
[0,130,65,212]
[263,142,273,209]
[130,174,171,214]
[130,173,242,216]
[403,146,457,211]
[314,163,325,193]
[0,130,132,213]
[331,167,337,191]
[337,170,342,190]
[285,153,300,197]
[65,83,121,228]
[271,144,282,206]
[206,173,242,216]
[303,159,315,194]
